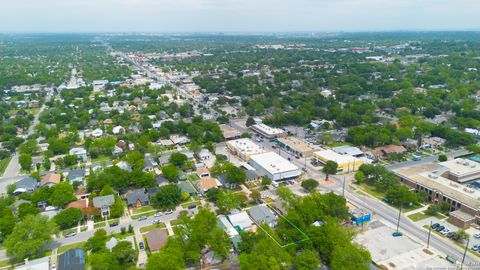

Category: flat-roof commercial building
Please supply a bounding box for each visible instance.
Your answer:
[248,152,301,182]
[220,124,241,140]
[250,124,287,139]
[332,145,365,158]
[226,138,265,161]
[277,137,319,157]
[393,161,480,228]
[313,149,364,172]
[438,158,480,183]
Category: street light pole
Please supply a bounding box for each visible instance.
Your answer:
[342,174,346,197]
[461,238,470,269]
[427,220,432,248]
[396,205,402,233]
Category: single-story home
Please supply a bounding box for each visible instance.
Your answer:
[196,178,222,193]
[248,205,278,227]
[126,189,150,208]
[93,195,115,217]
[372,145,407,158]
[196,167,210,178]
[67,169,85,184]
[13,176,38,195]
[69,147,88,161]
[40,173,61,187]
[177,181,196,195]
[228,211,253,232]
[58,248,85,270]
[145,229,168,252]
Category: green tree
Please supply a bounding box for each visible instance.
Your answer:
[438,154,448,162]
[17,202,40,219]
[238,236,292,270]
[124,150,145,169]
[109,196,125,218]
[453,229,469,242]
[301,179,319,192]
[54,208,83,229]
[169,152,188,167]
[86,229,108,253]
[89,252,121,270]
[161,165,179,182]
[0,208,16,240]
[385,185,418,207]
[112,241,137,265]
[152,184,182,210]
[216,190,241,213]
[19,153,32,171]
[5,214,58,260]
[250,190,261,201]
[294,249,320,270]
[330,243,371,270]
[225,164,246,185]
[49,182,76,208]
[261,177,272,188]
[208,227,232,260]
[146,238,185,270]
[246,117,255,127]
[322,161,338,180]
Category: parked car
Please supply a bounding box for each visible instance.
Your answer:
[139,242,144,250]
[138,216,147,221]
[110,222,119,227]
[474,233,480,239]
[65,232,77,238]
[472,244,479,251]
[154,212,163,217]
[441,229,450,235]
[431,223,440,229]
[51,263,56,270]
[447,232,455,238]
[152,219,160,224]
[165,209,174,215]
[435,225,445,232]
[187,204,197,209]
[392,232,403,237]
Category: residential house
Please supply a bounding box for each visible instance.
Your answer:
[177,181,196,196]
[67,199,94,215]
[112,126,125,135]
[93,195,115,217]
[421,137,446,149]
[69,147,88,161]
[372,145,407,158]
[196,167,210,178]
[126,189,150,208]
[196,177,222,193]
[58,248,85,270]
[198,149,212,160]
[67,169,85,184]
[228,211,254,232]
[248,205,278,227]
[106,237,118,252]
[39,173,61,187]
[144,154,158,173]
[145,229,168,252]
[13,176,38,195]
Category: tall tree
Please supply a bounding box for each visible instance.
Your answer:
[19,153,32,171]
[322,161,338,181]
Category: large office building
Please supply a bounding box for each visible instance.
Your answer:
[393,159,480,228]
[248,151,301,181]
[313,149,364,172]
[226,138,265,161]
[277,136,320,157]
[250,123,287,139]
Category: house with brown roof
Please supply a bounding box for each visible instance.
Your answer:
[372,145,407,158]
[40,173,61,187]
[196,177,222,193]
[145,229,168,252]
[196,167,210,178]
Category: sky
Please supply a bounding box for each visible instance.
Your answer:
[0,0,479,32]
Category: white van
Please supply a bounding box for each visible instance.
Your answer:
[272,181,279,188]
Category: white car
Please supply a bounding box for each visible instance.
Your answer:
[154,212,163,217]
[474,233,480,239]
[51,263,56,270]
[165,209,174,215]
[152,219,160,224]
[441,229,450,235]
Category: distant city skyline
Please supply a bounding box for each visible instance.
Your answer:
[0,0,479,32]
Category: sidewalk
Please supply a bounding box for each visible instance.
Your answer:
[165,221,175,236]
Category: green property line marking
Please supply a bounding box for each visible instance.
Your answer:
[251,204,310,248]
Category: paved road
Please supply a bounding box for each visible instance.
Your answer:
[2,154,20,178]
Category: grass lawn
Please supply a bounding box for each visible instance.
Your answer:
[0,157,11,176]
[108,218,120,225]
[188,174,200,181]
[0,259,11,268]
[112,231,135,239]
[408,212,429,222]
[58,242,85,253]
[94,222,106,229]
[170,219,183,226]
[91,155,114,164]
[132,205,155,215]
[356,183,385,200]
[139,223,166,234]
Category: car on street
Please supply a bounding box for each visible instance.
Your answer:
[152,219,160,224]
[51,263,56,270]
[392,232,403,237]
[474,233,480,238]
[65,232,77,238]
[154,212,163,217]
[138,216,147,221]
[165,209,174,215]
[447,232,454,238]
[110,222,119,227]
[139,242,144,250]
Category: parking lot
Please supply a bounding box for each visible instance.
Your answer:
[355,221,454,269]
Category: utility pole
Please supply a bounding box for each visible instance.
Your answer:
[342,174,346,197]
[461,238,469,269]
[396,205,402,233]
[427,220,432,248]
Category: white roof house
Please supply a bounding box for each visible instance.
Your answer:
[91,128,103,138]
[217,215,239,237]
[112,126,125,135]
[332,145,364,157]
[250,123,287,139]
[248,152,301,181]
[228,211,253,231]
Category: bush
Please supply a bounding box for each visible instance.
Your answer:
[438,154,447,162]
